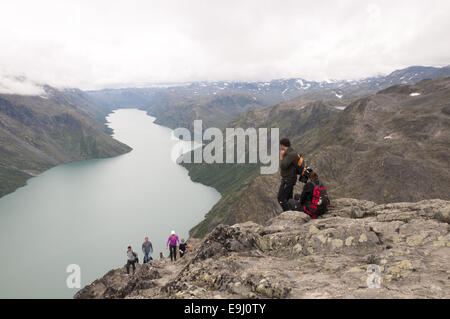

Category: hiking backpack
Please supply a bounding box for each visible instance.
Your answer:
[310,181,330,215]
[296,154,312,183]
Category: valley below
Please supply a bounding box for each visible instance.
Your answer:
[0,109,220,298]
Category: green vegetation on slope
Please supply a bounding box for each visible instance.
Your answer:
[183,162,260,238]
[0,166,31,197]
[0,87,132,198]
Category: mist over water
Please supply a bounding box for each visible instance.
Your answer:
[0,108,221,298]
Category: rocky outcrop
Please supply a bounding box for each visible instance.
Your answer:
[75,198,450,299]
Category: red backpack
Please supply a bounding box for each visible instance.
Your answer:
[303,181,330,218]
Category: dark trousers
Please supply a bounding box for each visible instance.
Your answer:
[288,199,320,219]
[126,260,136,274]
[169,245,177,261]
[277,178,296,211]
[287,198,302,211]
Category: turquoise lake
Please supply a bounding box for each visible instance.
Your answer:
[0,108,221,298]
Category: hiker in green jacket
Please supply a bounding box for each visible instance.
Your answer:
[278,138,298,211]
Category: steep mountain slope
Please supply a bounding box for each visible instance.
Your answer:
[184,77,450,237]
[305,78,450,202]
[0,86,131,198]
[75,198,450,299]
[183,99,344,237]
[86,88,266,132]
[145,93,265,132]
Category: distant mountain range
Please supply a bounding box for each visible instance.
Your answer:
[85,65,450,131]
[1,64,449,204]
[183,65,450,101]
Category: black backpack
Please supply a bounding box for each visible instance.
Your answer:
[132,252,139,263]
[295,154,312,183]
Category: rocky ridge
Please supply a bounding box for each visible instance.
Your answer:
[75,198,450,299]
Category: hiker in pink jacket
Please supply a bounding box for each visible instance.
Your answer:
[166,230,180,261]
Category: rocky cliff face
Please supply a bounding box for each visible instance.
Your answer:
[75,198,450,299]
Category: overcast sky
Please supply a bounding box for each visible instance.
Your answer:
[0,0,449,93]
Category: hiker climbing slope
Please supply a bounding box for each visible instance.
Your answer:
[166,230,180,261]
[142,236,153,263]
[179,238,187,258]
[126,246,138,275]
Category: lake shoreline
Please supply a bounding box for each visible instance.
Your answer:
[0,109,221,298]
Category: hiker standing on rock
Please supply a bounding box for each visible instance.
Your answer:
[142,236,153,263]
[126,246,137,275]
[166,230,180,261]
[278,138,298,211]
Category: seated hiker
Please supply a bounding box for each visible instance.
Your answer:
[142,236,153,263]
[277,138,298,211]
[126,246,138,275]
[179,239,187,258]
[288,171,330,219]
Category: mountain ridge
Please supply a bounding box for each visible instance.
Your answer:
[84,65,450,132]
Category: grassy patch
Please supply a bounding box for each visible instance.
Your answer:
[0,167,31,198]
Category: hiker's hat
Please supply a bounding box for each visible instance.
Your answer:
[171,230,175,235]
